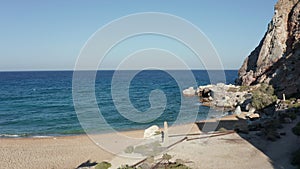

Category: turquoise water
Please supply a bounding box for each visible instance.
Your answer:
[0,70,237,137]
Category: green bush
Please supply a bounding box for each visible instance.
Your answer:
[289,103,300,109]
[95,161,112,169]
[218,127,228,132]
[117,165,135,169]
[239,85,251,92]
[251,84,277,110]
[227,87,239,92]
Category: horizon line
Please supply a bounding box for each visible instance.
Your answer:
[0,69,238,73]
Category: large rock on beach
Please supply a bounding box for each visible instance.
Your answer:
[144,125,160,138]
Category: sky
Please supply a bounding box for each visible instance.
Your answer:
[0,0,277,71]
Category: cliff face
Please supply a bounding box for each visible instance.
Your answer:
[237,0,300,98]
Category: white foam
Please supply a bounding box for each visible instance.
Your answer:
[0,134,20,138]
[31,136,52,138]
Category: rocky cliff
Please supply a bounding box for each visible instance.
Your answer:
[237,0,300,99]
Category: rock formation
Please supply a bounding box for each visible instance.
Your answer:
[143,125,160,138]
[237,0,300,98]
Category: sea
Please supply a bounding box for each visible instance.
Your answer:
[0,70,237,138]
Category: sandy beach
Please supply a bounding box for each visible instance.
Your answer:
[0,123,200,169]
[0,120,294,169]
[0,129,146,169]
[0,135,113,169]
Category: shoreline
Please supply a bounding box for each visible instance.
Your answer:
[0,128,145,169]
[0,123,200,169]
[0,121,202,139]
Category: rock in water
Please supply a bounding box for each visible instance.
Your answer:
[144,125,159,138]
[182,87,196,96]
[237,0,300,98]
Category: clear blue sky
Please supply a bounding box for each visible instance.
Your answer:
[0,0,277,71]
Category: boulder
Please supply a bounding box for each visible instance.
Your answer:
[248,113,260,120]
[234,106,242,115]
[240,99,251,111]
[248,107,256,114]
[144,125,160,138]
[182,87,196,96]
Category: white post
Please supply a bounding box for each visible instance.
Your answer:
[164,121,169,145]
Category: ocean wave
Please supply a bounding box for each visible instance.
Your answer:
[31,135,53,138]
[0,134,21,138]
[0,133,55,138]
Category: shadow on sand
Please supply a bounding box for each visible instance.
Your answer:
[195,110,299,169]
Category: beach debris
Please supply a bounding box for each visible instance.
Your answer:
[144,125,160,138]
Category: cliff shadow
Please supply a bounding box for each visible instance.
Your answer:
[195,108,300,169]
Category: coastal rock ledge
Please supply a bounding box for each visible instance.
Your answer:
[183,83,252,110]
[237,0,300,98]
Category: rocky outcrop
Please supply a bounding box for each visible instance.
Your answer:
[237,0,300,98]
[183,83,253,110]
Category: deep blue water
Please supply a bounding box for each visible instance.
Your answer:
[0,70,237,137]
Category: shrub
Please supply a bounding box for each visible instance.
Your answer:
[289,103,300,109]
[95,162,112,169]
[227,87,239,92]
[117,165,135,169]
[239,85,251,92]
[251,84,277,110]
[218,127,228,132]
